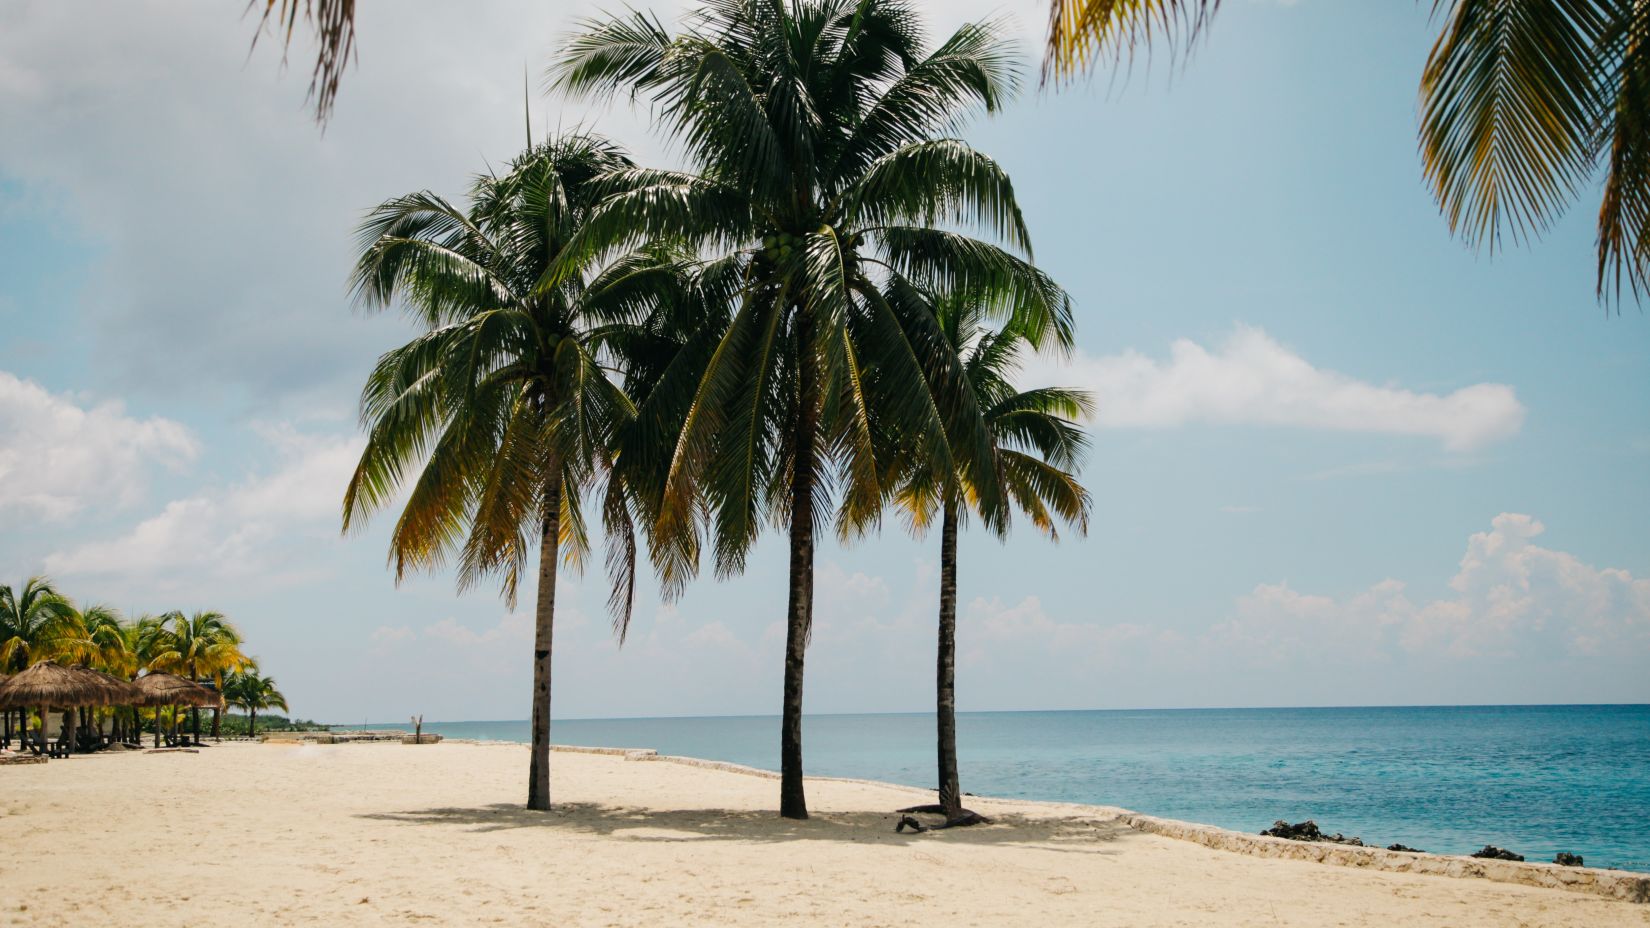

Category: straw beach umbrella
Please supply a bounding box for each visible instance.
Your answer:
[70,667,143,745]
[133,673,218,748]
[0,661,125,755]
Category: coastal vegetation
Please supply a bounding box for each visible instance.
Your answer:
[0,576,288,749]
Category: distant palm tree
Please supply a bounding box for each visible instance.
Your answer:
[1043,0,1650,302]
[224,667,290,738]
[896,296,1091,822]
[147,611,248,742]
[343,134,644,811]
[553,0,1069,821]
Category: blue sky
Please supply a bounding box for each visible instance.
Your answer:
[1,0,1646,722]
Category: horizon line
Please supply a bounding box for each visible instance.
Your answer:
[329,702,1650,727]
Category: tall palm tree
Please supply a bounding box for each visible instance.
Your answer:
[0,577,80,743]
[343,134,644,811]
[147,611,248,743]
[76,604,131,741]
[1043,0,1650,303]
[552,0,1071,819]
[224,667,290,738]
[896,297,1091,822]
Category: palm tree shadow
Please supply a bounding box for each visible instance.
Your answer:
[356,802,1138,854]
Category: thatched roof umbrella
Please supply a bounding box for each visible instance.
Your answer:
[69,666,142,705]
[0,661,127,755]
[133,672,220,748]
[133,672,218,708]
[0,661,126,710]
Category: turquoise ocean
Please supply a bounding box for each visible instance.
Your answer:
[371,705,1650,870]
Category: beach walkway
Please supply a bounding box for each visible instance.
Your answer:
[2,742,1641,927]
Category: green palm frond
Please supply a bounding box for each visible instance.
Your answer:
[345,134,647,631]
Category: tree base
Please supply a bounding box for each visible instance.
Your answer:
[895,805,992,831]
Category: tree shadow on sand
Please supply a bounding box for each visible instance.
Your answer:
[356,803,1139,855]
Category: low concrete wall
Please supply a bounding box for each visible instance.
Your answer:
[1119,812,1650,904]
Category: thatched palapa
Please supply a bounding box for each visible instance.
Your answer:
[71,666,142,705]
[0,661,130,709]
[132,672,221,709]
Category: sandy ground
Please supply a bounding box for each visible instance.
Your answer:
[2,741,1644,927]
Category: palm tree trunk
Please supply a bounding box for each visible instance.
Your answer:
[780,308,819,821]
[936,500,962,818]
[526,476,563,811]
[211,705,221,741]
[249,708,257,739]
[189,662,201,744]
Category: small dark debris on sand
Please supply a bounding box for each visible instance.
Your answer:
[1261,820,1364,846]
[1471,845,1524,862]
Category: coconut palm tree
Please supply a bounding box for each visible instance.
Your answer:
[552,0,1070,819]
[146,611,248,743]
[224,667,290,739]
[1043,0,1650,302]
[0,577,81,744]
[74,604,132,742]
[343,133,647,811]
[894,296,1091,823]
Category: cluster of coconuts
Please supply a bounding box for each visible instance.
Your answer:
[761,231,799,260]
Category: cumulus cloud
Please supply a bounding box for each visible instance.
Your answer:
[1024,326,1525,451]
[0,370,198,519]
[43,425,360,590]
[938,514,1650,705]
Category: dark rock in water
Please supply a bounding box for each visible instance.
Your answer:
[1554,852,1584,867]
[1260,820,1364,846]
[1470,845,1524,862]
[1386,844,1426,853]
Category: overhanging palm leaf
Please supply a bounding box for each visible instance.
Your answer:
[1045,0,1650,302]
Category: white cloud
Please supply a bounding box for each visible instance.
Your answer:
[1025,326,1525,451]
[936,513,1649,706]
[43,426,359,590]
[0,370,198,519]
[1213,513,1650,663]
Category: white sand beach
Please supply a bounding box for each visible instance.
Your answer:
[2,741,1643,927]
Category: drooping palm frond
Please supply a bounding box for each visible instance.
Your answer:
[1042,0,1221,84]
[247,0,358,124]
[1420,1,1608,255]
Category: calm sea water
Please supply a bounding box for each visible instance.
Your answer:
[373,705,1650,870]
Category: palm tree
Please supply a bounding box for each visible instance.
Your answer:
[0,577,82,744]
[224,667,290,738]
[75,604,131,742]
[895,296,1091,822]
[342,134,644,811]
[146,611,248,743]
[552,0,1070,819]
[1043,0,1650,303]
